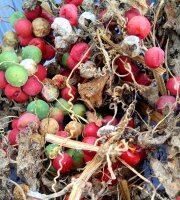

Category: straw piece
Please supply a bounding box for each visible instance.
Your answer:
[153,70,167,96]
[119,180,131,200]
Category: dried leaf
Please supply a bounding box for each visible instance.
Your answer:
[86,111,102,127]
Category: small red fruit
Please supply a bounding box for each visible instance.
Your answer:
[59,4,78,26]
[4,84,21,99]
[67,55,78,70]
[135,146,146,160]
[166,77,180,95]
[70,42,90,63]
[49,107,64,124]
[83,152,95,163]
[22,76,42,96]
[18,35,34,47]
[61,85,77,101]
[115,56,132,74]
[29,38,46,54]
[0,71,8,89]
[43,44,55,60]
[156,95,177,113]
[24,5,42,21]
[13,90,29,103]
[83,122,100,138]
[121,64,139,82]
[40,9,55,24]
[52,153,73,173]
[64,0,83,6]
[127,16,151,39]
[82,136,98,156]
[56,130,69,138]
[8,129,19,145]
[144,47,165,69]
[125,8,140,21]
[136,73,151,86]
[34,64,47,81]
[102,115,118,126]
[14,18,33,37]
[11,118,19,129]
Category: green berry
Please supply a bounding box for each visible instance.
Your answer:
[54,98,71,115]
[9,11,26,26]
[61,53,69,67]
[0,51,19,70]
[5,65,28,87]
[22,45,42,64]
[66,149,84,169]
[73,103,86,117]
[27,99,50,120]
[45,144,61,159]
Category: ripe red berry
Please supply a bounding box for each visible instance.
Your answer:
[8,129,19,145]
[102,115,118,126]
[115,56,132,74]
[56,130,70,138]
[14,18,33,37]
[0,71,8,89]
[125,8,140,21]
[35,64,47,81]
[127,16,151,39]
[82,136,98,156]
[18,35,34,47]
[13,90,29,103]
[64,0,83,6]
[24,5,42,21]
[144,47,165,69]
[42,44,55,60]
[29,38,46,54]
[136,73,151,86]
[61,85,77,101]
[52,153,73,173]
[40,9,55,24]
[70,42,90,63]
[83,151,95,163]
[4,84,21,99]
[156,95,177,113]
[22,76,42,96]
[135,145,146,160]
[67,55,78,70]
[59,4,78,26]
[166,77,180,95]
[83,122,100,138]
[120,149,141,166]
[121,64,139,82]
[11,118,19,129]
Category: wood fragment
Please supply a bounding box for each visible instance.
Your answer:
[119,180,131,200]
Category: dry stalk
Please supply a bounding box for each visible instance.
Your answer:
[119,179,131,200]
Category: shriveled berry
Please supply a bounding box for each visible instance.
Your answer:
[121,64,139,82]
[127,16,151,39]
[59,4,78,26]
[83,122,100,138]
[144,47,165,69]
[52,153,73,173]
[45,144,61,159]
[166,77,180,95]
[64,0,83,6]
[115,56,132,74]
[157,95,177,113]
[14,18,32,37]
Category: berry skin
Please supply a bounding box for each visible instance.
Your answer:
[102,115,118,126]
[127,16,151,39]
[121,64,139,82]
[49,107,64,124]
[42,44,55,60]
[136,73,151,86]
[34,64,47,81]
[22,77,42,96]
[166,77,180,95]
[13,90,29,103]
[14,18,33,37]
[56,130,70,138]
[125,8,140,21]
[144,47,165,69]
[67,55,78,70]
[24,5,42,21]
[0,71,8,89]
[83,122,100,138]
[70,42,90,63]
[115,56,132,74]
[157,95,177,113]
[18,35,34,47]
[8,129,19,145]
[61,85,77,101]
[82,136,98,156]
[72,103,87,117]
[83,152,95,163]
[4,84,21,100]
[52,153,73,173]
[64,0,83,6]
[11,118,19,129]
[29,38,46,54]
[59,4,78,26]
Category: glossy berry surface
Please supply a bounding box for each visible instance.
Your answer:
[83,122,100,138]
[166,77,180,95]
[61,85,77,101]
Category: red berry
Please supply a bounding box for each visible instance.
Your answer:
[11,118,19,129]
[83,122,100,138]
[67,55,78,70]
[29,38,46,54]
[34,64,47,81]
[125,8,140,21]
[176,197,180,200]
[40,9,56,24]
[0,71,8,89]
[166,77,180,95]
[64,0,83,6]
[82,136,98,156]
[4,84,21,99]
[102,115,118,126]
[43,44,55,60]
[14,18,33,37]
[56,130,69,138]
[22,76,42,96]
[144,47,165,69]
[8,129,19,145]
[59,4,78,26]
[135,146,146,160]
[136,73,151,86]
[52,153,73,173]
[115,56,132,74]
[18,35,34,47]
[61,85,77,101]
[121,64,139,82]
[13,90,29,103]
[60,68,71,77]
[127,16,151,39]
[83,152,95,163]
[157,95,177,113]
[119,118,135,128]
[24,5,42,21]
[120,149,141,166]
[70,42,90,63]
[49,107,64,124]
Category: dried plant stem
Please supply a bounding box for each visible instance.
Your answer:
[119,179,131,200]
